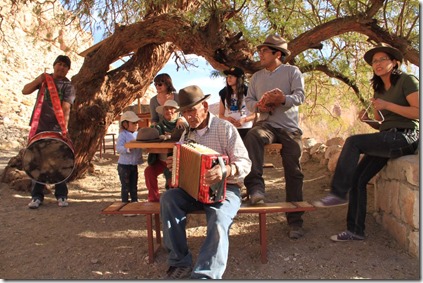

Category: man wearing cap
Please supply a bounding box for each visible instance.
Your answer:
[116,111,143,203]
[244,34,306,239]
[22,55,75,209]
[313,43,419,242]
[160,85,251,279]
[218,66,255,140]
[143,100,188,202]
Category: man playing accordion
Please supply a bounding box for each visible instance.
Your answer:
[161,85,251,279]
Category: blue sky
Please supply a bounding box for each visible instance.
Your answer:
[157,55,226,105]
[110,54,225,105]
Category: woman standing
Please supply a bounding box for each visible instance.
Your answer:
[218,67,255,140]
[314,43,419,241]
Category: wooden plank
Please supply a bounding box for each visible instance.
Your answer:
[100,200,315,265]
[119,202,161,214]
[101,201,315,215]
[125,141,175,153]
[101,201,127,213]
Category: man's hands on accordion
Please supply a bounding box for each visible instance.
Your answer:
[166,156,232,186]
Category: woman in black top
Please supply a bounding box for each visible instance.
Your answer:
[218,67,255,140]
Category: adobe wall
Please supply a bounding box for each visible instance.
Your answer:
[373,153,419,258]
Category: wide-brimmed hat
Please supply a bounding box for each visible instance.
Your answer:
[223,67,244,78]
[136,127,162,142]
[364,43,403,65]
[257,34,291,57]
[156,100,179,115]
[176,85,210,112]
[120,111,140,123]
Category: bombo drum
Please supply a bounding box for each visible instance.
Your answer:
[22,131,75,185]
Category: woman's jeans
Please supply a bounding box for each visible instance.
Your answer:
[331,129,419,236]
[117,164,138,202]
[160,185,241,279]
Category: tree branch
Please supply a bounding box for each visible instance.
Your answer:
[301,63,366,105]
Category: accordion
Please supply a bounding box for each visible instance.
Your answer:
[171,142,229,204]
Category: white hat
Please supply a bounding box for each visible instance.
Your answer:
[120,111,140,123]
[156,100,180,115]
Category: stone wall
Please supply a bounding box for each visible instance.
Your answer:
[373,153,419,257]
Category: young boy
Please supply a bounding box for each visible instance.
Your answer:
[116,111,143,202]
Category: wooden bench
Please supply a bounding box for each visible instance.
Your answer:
[101,200,315,264]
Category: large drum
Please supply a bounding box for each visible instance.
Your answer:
[22,131,75,185]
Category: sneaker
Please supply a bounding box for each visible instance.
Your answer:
[330,231,365,242]
[250,191,265,205]
[313,194,347,208]
[28,199,42,209]
[165,266,192,280]
[57,198,69,207]
[288,226,305,239]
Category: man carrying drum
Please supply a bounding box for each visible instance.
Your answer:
[22,55,76,209]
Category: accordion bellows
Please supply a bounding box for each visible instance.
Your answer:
[171,143,228,203]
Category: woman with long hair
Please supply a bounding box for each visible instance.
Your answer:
[314,43,419,241]
[218,67,255,140]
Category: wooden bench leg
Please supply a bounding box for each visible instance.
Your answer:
[146,214,155,264]
[154,213,161,246]
[258,213,268,264]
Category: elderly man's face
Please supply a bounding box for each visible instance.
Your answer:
[181,102,208,129]
[163,106,178,121]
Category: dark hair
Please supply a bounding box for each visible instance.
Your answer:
[53,55,71,68]
[370,53,402,94]
[154,73,176,93]
[225,75,247,111]
[268,47,286,63]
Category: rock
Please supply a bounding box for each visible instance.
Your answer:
[310,143,326,155]
[302,137,317,149]
[326,137,345,147]
[300,151,311,163]
[327,151,341,172]
[324,145,342,160]
[9,178,32,192]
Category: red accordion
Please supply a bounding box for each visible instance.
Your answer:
[171,143,228,204]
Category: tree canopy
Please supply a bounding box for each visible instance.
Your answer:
[5,0,420,179]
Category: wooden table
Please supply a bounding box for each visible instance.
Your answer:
[124,141,175,153]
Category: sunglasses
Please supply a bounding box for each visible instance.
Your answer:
[154,82,164,87]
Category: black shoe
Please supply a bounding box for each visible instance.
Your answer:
[165,266,192,279]
[288,226,304,239]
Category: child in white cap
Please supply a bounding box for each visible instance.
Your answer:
[116,111,143,202]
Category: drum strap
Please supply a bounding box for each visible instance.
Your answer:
[28,74,68,140]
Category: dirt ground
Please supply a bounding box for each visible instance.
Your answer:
[0,149,420,280]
